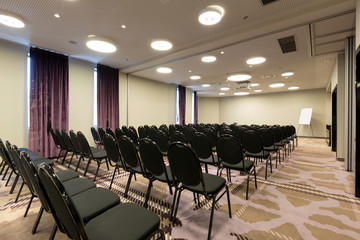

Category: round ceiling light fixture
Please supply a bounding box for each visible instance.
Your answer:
[201,55,217,63]
[255,89,263,92]
[219,92,225,95]
[227,74,252,82]
[246,57,266,65]
[269,82,285,88]
[288,86,300,90]
[220,87,230,91]
[190,75,201,80]
[234,92,250,96]
[0,12,25,28]
[281,71,294,77]
[250,83,259,87]
[86,36,117,53]
[198,5,224,25]
[151,39,173,51]
[156,67,172,73]
[202,84,211,87]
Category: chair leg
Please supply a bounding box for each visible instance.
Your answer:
[83,159,91,176]
[144,180,153,208]
[269,156,272,173]
[0,162,6,175]
[5,170,13,186]
[207,196,216,240]
[75,156,83,172]
[105,159,110,171]
[56,149,62,162]
[9,175,19,194]
[2,166,9,180]
[49,223,57,240]
[32,206,44,234]
[246,172,250,200]
[109,166,117,189]
[168,185,173,195]
[205,164,208,173]
[67,152,75,168]
[93,162,100,181]
[170,188,178,221]
[265,160,268,180]
[193,192,197,205]
[124,172,134,198]
[226,185,232,218]
[172,189,182,221]
[61,151,68,165]
[15,182,25,203]
[24,195,34,217]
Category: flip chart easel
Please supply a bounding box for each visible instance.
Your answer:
[297,107,314,137]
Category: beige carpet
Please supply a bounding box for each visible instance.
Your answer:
[0,138,359,240]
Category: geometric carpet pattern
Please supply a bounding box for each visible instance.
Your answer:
[0,138,359,240]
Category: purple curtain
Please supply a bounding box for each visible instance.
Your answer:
[97,64,119,131]
[194,91,198,124]
[178,85,186,125]
[29,47,69,158]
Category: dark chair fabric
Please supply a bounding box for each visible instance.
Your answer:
[153,130,169,155]
[190,132,219,173]
[138,126,148,139]
[170,131,187,144]
[55,129,68,162]
[167,142,231,240]
[50,128,63,161]
[216,135,257,199]
[98,127,106,141]
[106,127,117,140]
[90,127,103,147]
[257,128,281,168]
[61,130,75,165]
[115,128,125,142]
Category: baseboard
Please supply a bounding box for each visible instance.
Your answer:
[297,136,327,139]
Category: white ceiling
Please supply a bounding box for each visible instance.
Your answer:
[0,0,356,96]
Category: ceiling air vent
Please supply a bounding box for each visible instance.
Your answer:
[261,0,278,6]
[278,36,297,54]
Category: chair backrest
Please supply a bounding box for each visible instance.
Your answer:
[204,128,217,148]
[159,124,169,135]
[147,127,157,141]
[270,127,282,143]
[242,131,264,154]
[125,128,138,145]
[184,127,196,142]
[138,138,167,177]
[98,127,106,141]
[90,127,101,143]
[121,125,128,132]
[62,130,74,151]
[170,131,187,144]
[216,135,244,165]
[129,126,139,139]
[69,130,81,153]
[106,127,117,140]
[190,132,212,159]
[50,128,61,148]
[153,130,169,153]
[0,139,15,172]
[169,124,177,135]
[257,128,275,148]
[38,164,83,240]
[77,131,92,157]
[168,142,203,188]
[115,128,125,141]
[138,126,148,139]
[55,129,67,149]
[103,134,123,165]
[118,135,141,170]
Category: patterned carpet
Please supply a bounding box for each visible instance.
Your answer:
[0,138,359,240]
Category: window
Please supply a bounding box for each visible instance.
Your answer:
[175,86,179,124]
[93,68,97,126]
[27,54,30,128]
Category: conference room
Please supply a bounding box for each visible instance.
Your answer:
[0,0,359,239]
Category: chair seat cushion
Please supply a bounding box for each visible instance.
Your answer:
[90,146,103,153]
[91,149,107,159]
[32,158,54,167]
[72,187,120,223]
[56,170,79,182]
[222,160,254,171]
[245,150,270,159]
[264,145,280,152]
[155,165,174,182]
[199,155,219,165]
[85,202,160,240]
[185,173,226,194]
[63,177,96,196]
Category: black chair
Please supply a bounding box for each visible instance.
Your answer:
[115,127,125,141]
[138,138,176,207]
[190,132,219,174]
[68,130,82,168]
[257,128,281,168]
[61,130,75,166]
[106,127,117,140]
[170,130,187,143]
[77,131,109,180]
[242,131,272,179]
[103,134,127,190]
[0,139,20,194]
[168,142,231,240]
[38,164,164,240]
[270,126,286,161]
[138,126,148,139]
[91,127,103,147]
[98,126,106,141]
[159,124,169,136]
[216,135,257,200]
[49,128,63,161]
[203,128,217,152]
[125,127,139,146]
[169,124,177,135]
[153,129,169,155]
[121,125,128,132]
[55,129,68,163]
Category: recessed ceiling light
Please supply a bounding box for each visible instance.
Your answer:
[255,89,263,92]
[219,92,225,95]
[246,57,266,65]
[121,25,126,29]
[188,70,192,73]
[86,36,117,53]
[288,86,300,90]
[227,74,252,81]
[198,5,225,25]
[269,82,285,88]
[202,84,211,87]
[250,83,259,87]
[151,39,173,51]
[234,92,250,96]
[281,71,294,77]
[156,67,172,73]
[220,51,224,54]
[54,14,60,18]
[220,87,230,91]
[0,12,25,28]
[190,75,201,80]
[201,56,217,63]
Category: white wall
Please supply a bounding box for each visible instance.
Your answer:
[127,75,176,129]
[198,97,220,124]
[185,88,193,124]
[69,58,95,146]
[0,40,28,147]
[218,89,327,137]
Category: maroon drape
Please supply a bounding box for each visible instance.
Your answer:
[194,91,198,124]
[178,85,186,125]
[29,47,69,158]
[97,64,119,131]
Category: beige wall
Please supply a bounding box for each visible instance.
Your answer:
[185,88,193,124]
[127,75,176,129]
[218,89,327,137]
[0,40,28,147]
[198,97,220,124]
[69,58,95,146]
[337,53,345,159]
